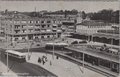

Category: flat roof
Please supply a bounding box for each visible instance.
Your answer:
[66,46,119,63]
[46,43,69,46]
[93,33,119,39]
[73,32,119,39]
[5,50,26,56]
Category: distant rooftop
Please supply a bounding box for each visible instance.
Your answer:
[43,11,77,15]
[93,33,119,40]
[77,20,112,26]
[97,30,119,34]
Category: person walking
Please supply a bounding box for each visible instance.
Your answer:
[42,59,45,65]
[38,57,41,63]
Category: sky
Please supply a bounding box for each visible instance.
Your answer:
[0,1,119,13]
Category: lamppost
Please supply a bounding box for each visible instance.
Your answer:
[83,52,85,74]
[6,50,9,72]
[52,33,55,60]
[5,31,9,72]
[82,46,85,77]
[27,40,33,60]
[77,46,85,77]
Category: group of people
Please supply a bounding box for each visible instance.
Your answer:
[38,55,48,65]
[38,55,59,66]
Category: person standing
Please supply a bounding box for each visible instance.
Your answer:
[50,60,52,66]
[38,57,41,63]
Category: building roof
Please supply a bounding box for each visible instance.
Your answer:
[62,22,75,25]
[5,50,26,56]
[97,30,119,34]
[66,46,119,63]
[93,33,119,40]
[77,20,111,26]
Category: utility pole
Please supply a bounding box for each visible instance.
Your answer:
[6,27,9,72]
[7,51,9,72]
[83,52,85,74]
[52,34,55,60]
[82,46,85,77]
[28,40,31,60]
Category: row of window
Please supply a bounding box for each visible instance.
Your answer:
[14,24,60,29]
[14,29,59,34]
[9,20,62,24]
[14,35,54,41]
[9,20,51,24]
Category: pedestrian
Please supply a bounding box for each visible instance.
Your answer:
[38,57,41,63]
[42,59,45,65]
[50,60,52,66]
[56,56,59,59]
[45,56,47,62]
[42,56,46,62]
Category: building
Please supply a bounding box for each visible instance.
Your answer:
[70,20,119,46]
[43,12,65,18]
[1,12,63,43]
[62,20,76,34]
[76,20,113,35]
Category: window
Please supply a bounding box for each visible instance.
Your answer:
[29,21,33,23]
[15,30,20,34]
[58,24,61,27]
[35,29,40,31]
[47,36,50,38]
[29,29,33,32]
[35,37,38,39]
[47,25,50,28]
[22,37,25,40]
[14,25,20,29]
[22,30,26,33]
[36,21,39,23]
[15,38,18,41]
[22,25,26,28]
[41,21,44,23]
[42,25,46,28]
[52,30,56,32]
[41,36,44,39]
[53,26,57,28]
[47,20,51,23]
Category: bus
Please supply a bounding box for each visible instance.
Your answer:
[45,43,69,50]
[4,50,26,63]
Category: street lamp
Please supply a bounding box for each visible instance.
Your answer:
[82,52,85,73]
[27,40,33,60]
[6,33,9,72]
[7,51,9,72]
[77,46,85,77]
[52,34,55,60]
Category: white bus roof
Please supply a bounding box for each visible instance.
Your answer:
[5,50,26,56]
[46,43,69,46]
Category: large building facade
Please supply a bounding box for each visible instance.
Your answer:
[1,13,63,43]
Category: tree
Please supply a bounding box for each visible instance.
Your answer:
[81,11,87,19]
[87,9,119,23]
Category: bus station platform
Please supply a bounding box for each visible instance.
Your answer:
[26,52,106,77]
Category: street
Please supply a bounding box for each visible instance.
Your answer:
[0,49,57,77]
